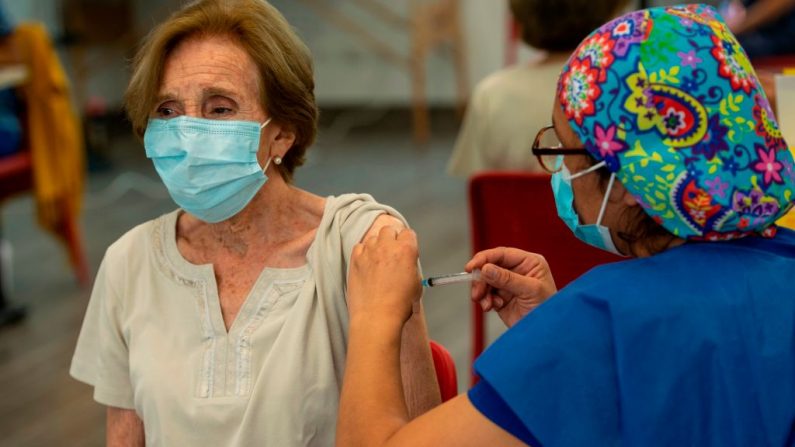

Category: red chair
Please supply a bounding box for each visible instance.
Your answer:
[750,55,795,70]
[430,340,458,402]
[468,171,622,384]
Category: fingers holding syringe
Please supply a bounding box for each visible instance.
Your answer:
[465,247,531,274]
[470,269,514,312]
[474,285,516,312]
[470,261,526,302]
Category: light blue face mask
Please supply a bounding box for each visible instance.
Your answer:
[550,156,623,256]
[144,116,273,223]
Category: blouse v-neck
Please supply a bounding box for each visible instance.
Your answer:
[160,204,329,336]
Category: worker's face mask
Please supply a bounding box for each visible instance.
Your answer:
[550,156,623,256]
[144,116,273,223]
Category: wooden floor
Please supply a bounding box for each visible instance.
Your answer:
[0,111,507,445]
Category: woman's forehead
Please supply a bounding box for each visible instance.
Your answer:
[159,35,260,97]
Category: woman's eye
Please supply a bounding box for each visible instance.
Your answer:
[206,96,237,117]
[156,107,176,118]
[211,107,233,115]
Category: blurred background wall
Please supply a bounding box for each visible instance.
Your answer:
[2,0,507,109]
[3,0,719,112]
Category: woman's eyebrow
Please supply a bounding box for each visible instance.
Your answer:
[154,92,177,104]
[203,87,240,99]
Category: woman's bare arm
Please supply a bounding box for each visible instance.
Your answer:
[362,215,441,417]
[399,301,441,417]
[107,407,144,447]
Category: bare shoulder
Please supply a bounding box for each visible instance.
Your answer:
[362,214,405,241]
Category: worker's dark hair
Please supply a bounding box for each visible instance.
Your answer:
[509,0,630,52]
[586,156,677,257]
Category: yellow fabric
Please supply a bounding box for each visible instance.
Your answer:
[777,147,795,230]
[13,22,84,241]
[778,209,795,229]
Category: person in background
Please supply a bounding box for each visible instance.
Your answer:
[338,5,795,446]
[447,0,629,177]
[0,2,21,157]
[69,1,440,445]
[723,0,795,58]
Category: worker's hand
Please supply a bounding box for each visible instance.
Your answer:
[466,247,557,328]
[347,227,422,327]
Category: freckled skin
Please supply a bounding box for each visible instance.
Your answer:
[156,35,410,331]
[157,35,271,166]
[158,35,326,329]
[108,34,440,444]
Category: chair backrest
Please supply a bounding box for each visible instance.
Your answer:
[0,152,32,200]
[429,340,458,402]
[469,171,622,289]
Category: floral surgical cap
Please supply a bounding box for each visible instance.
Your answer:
[557,4,795,240]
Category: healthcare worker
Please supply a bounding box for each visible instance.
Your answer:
[337,5,795,446]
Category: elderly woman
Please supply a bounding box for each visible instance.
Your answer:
[69,0,439,445]
[338,5,795,446]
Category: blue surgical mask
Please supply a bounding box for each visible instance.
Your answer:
[144,116,273,223]
[550,156,623,256]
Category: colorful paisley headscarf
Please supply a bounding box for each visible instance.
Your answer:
[557,4,795,240]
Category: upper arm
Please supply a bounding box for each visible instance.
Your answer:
[361,213,442,416]
[107,407,144,447]
[398,301,441,418]
[362,213,405,241]
[384,394,526,447]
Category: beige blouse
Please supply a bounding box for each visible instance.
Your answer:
[447,62,565,177]
[70,194,404,446]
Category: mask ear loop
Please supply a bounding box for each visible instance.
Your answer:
[596,172,616,226]
[260,118,275,174]
[260,118,272,129]
[565,160,607,181]
[561,158,614,225]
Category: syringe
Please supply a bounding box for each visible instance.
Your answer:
[422,269,481,287]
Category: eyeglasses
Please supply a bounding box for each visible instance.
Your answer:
[531,125,589,173]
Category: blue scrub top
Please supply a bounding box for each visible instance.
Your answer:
[469,229,795,446]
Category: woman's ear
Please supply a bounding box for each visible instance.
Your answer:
[263,121,296,160]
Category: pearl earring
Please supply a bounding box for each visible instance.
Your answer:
[274,156,282,165]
